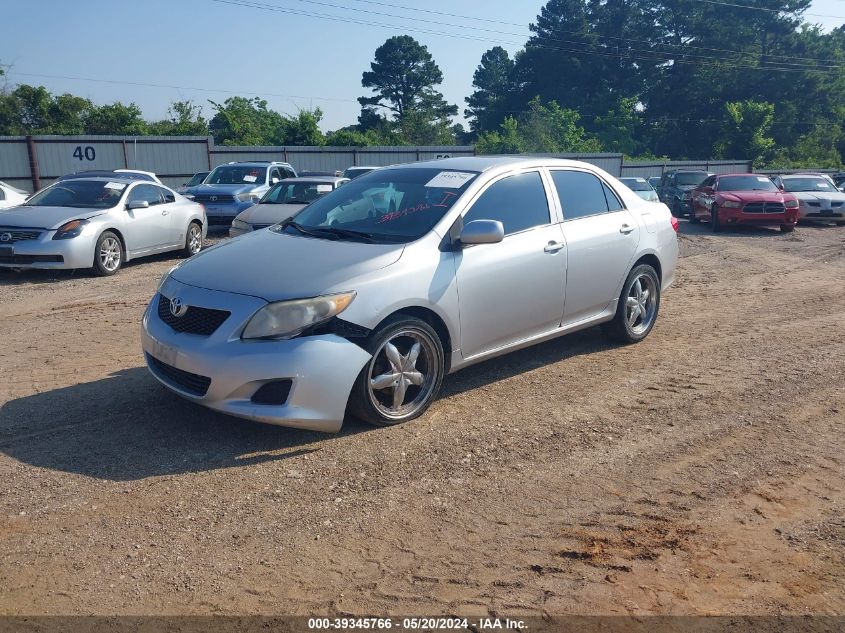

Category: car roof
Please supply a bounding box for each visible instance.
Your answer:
[52,176,162,186]
[717,173,769,178]
[58,170,157,182]
[277,176,346,183]
[780,173,828,178]
[620,177,646,181]
[346,165,380,170]
[217,161,291,167]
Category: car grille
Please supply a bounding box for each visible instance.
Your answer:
[146,354,211,397]
[193,194,235,203]
[156,294,231,336]
[0,228,42,242]
[0,255,63,265]
[743,202,786,214]
[805,201,843,208]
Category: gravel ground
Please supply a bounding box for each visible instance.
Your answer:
[0,222,843,616]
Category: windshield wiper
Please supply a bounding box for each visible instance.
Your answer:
[308,227,381,243]
[280,219,339,239]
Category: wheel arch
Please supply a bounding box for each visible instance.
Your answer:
[373,305,453,372]
[631,252,662,283]
[96,227,129,261]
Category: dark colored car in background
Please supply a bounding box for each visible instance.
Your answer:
[177,170,210,194]
[690,174,799,233]
[659,170,712,217]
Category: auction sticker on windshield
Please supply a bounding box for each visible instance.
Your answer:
[104,182,126,190]
[425,171,475,188]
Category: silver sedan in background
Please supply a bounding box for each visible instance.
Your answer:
[229,176,349,237]
[0,177,206,275]
[142,157,678,432]
[620,177,660,202]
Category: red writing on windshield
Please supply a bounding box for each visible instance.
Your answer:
[376,191,458,224]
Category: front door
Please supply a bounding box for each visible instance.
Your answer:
[454,170,567,359]
[124,184,172,252]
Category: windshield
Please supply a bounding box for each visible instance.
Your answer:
[25,180,126,209]
[261,181,334,204]
[620,178,652,191]
[206,165,266,185]
[273,167,479,243]
[186,172,209,187]
[781,177,838,193]
[676,172,709,186]
[718,176,778,192]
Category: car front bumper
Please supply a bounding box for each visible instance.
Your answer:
[0,231,96,270]
[799,207,845,221]
[141,277,372,432]
[202,201,255,227]
[718,208,799,226]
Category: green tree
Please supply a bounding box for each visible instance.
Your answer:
[84,102,148,135]
[465,46,516,134]
[713,100,776,166]
[475,116,524,154]
[593,97,642,156]
[148,100,208,136]
[284,107,325,146]
[208,96,286,145]
[519,97,601,153]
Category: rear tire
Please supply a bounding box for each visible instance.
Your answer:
[349,315,445,427]
[603,264,661,344]
[182,221,203,257]
[92,231,123,276]
[780,224,795,233]
[710,205,723,233]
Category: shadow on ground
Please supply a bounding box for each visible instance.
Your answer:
[0,327,612,481]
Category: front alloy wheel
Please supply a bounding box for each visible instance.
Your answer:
[350,316,445,426]
[92,231,123,276]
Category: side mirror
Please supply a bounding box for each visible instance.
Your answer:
[127,200,149,210]
[459,219,505,246]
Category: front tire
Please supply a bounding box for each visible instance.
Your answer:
[349,315,445,427]
[92,231,123,276]
[711,205,723,233]
[780,224,795,233]
[603,264,661,344]
[688,205,700,224]
[183,221,203,257]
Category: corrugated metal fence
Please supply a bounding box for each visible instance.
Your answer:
[0,135,754,192]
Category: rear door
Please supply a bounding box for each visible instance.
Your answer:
[124,184,171,252]
[551,169,640,326]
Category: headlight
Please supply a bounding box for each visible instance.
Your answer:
[721,200,742,208]
[242,292,357,340]
[156,265,180,291]
[784,199,799,208]
[52,219,89,240]
[236,192,261,203]
[231,219,251,231]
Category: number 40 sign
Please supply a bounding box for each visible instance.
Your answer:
[72,145,96,161]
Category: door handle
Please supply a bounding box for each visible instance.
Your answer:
[620,224,635,234]
[161,210,169,216]
[544,241,565,253]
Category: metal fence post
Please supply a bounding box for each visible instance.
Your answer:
[25,135,41,192]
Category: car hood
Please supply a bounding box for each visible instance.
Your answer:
[719,191,792,202]
[170,228,405,301]
[0,205,107,230]
[236,203,307,225]
[790,191,845,202]
[192,183,263,195]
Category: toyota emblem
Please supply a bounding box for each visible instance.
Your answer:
[169,297,188,318]
[210,196,218,202]
[0,233,11,242]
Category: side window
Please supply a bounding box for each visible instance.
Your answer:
[463,171,550,235]
[550,170,610,221]
[160,186,175,203]
[702,176,716,189]
[127,184,163,206]
[603,183,624,211]
[283,167,296,179]
[269,168,282,183]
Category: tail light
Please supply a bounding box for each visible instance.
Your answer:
[670,216,680,232]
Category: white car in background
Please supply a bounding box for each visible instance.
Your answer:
[0,181,29,208]
[620,177,660,202]
[778,174,845,226]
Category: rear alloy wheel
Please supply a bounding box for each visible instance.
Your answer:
[183,221,203,257]
[710,205,723,233]
[92,231,123,276]
[350,316,445,427]
[603,264,661,344]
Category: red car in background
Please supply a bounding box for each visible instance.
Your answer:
[690,173,800,233]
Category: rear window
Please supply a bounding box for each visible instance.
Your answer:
[620,178,652,191]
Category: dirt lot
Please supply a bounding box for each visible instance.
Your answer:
[0,221,843,617]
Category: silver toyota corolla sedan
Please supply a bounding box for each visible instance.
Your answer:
[0,177,206,275]
[142,157,679,431]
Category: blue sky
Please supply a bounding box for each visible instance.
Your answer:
[2,0,843,132]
